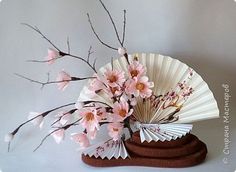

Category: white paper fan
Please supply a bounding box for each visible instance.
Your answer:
[79,53,219,125]
[135,122,193,143]
[82,139,129,159]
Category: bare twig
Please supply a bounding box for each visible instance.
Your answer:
[22,23,97,73]
[26,59,58,63]
[51,108,77,127]
[87,46,93,63]
[10,102,75,135]
[111,57,114,70]
[98,0,122,46]
[92,58,97,71]
[67,36,70,54]
[87,13,118,51]
[7,142,11,152]
[33,119,81,152]
[21,23,60,51]
[121,10,126,46]
[8,102,75,151]
[83,100,112,108]
[33,129,60,152]
[63,53,97,73]
[15,73,95,89]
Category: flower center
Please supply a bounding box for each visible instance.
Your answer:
[136,82,145,91]
[113,128,119,132]
[118,109,127,117]
[85,112,94,121]
[107,75,118,83]
[130,70,139,77]
[110,87,119,94]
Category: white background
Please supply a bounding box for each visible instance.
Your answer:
[0,0,235,172]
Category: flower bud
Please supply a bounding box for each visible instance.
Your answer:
[118,47,127,56]
[4,133,14,142]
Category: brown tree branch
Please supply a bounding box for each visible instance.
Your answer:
[121,10,126,46]
[21,23,60,51]
[51,108,77,127]
[7,102,75,152]
[87,13,118,50]
[22,23,97,73]
[15,73,95,89]
[98,0,122,46]
[33,119,81,152]
[67,36,70,54]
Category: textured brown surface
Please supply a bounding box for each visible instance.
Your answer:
[82,133,208,168]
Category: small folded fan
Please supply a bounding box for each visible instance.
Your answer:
[79,53,219,145]
[83,139,129,160]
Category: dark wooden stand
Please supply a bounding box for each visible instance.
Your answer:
[82,132,207,168]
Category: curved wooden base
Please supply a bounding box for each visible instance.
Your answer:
[82,133,208,168]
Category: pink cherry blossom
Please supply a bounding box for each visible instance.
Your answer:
[107,122,124,141]
[112,98,133,121]
[52,129,65,144]
[46,49,60,64]
[128,60,145,78]
[56,70,71,91]
[103,69,125,87]
[162,91,179,109]
[104,85,122,98]
[28,112,44,129]
[71,133,90,148]
[125,76,154,98]
[79,108,100,132]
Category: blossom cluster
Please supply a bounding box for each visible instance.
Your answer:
[72,58,154,148]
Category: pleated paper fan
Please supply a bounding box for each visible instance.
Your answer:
[79,53,219,125]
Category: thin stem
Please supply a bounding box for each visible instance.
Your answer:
[87,13,118,51]
[67,36,70,54]
[51,108,77,126]
[98,0,122,46]
[27,51,97,73]
[8,142,11,152]
[11,102,75,136]
[34,119,81,152]
[63,52,97,73]
[87,46,93,63]
[15,73,95,88]
[21,23,60,51]
[33,129,60,152]
[22,23,97,73]
[84,100,112,108]
[121,10,126,46]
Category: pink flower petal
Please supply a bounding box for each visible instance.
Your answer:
[46,49,60,65]
[52,129,65,144]
[107,122,123,141]
[56,70,71,91]
[28,112,44,129]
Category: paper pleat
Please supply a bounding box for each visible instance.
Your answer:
[136,123,193,143]
[79,53,219,124]
[82,139,129,160]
